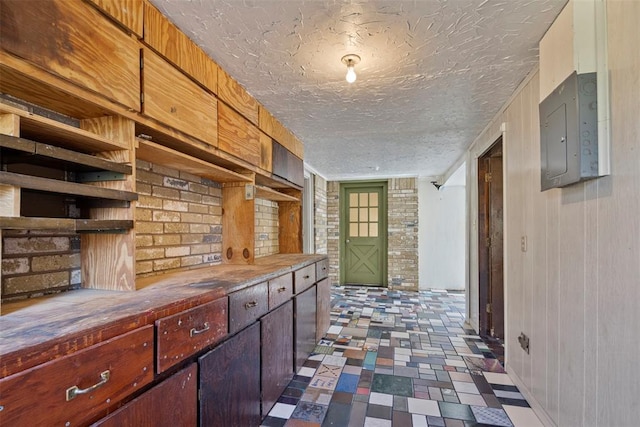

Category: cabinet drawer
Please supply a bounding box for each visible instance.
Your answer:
[268,273,293,309]
[229,282,269,334]
[0,326,154,427]
[294,264,316,294]
[155,298,228,374]
[316,259,329,281]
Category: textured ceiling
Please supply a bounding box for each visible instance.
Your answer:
[150,0,566,180]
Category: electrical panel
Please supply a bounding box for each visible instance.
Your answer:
[539,72,599,191]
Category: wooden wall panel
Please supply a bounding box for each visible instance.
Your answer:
[143,2,217,93]
[87,0,143,37]
[142,47,218,147]
[538,1,573,101]
[80,116,136,291]
[218,70,259,125]
[464,1,640,425]
[0,0,140,111]
[222,185,255,265]
[218,103,260,167]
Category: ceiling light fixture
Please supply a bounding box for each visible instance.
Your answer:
[341,54,361,83]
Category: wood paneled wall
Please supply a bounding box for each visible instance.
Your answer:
[462,1,640,425]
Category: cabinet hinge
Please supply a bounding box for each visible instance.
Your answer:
[140,56,144,69]
[486,303,492,314]
[140,92,144,104]
[485,172,492,183]
[486,237,491,248]
[198,388,201,401]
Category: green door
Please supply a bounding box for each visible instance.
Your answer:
[340,182,387,286]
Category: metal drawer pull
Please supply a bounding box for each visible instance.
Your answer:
[245,301,258,309]
[277,286,287,293]
[190,322,210,337]
[66,370,110,401]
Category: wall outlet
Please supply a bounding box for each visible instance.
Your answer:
[518,332,530,354]
[521,235,528,252]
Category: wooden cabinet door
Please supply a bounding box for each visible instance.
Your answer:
[199,323,261,427]
[91,363,198,427]
[261,300,294,417]
[294,285,317,372]
[316,278,331,342]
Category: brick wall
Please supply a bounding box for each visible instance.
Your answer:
[326,181,340,285]
[255,198,279,258]
[2,231,81,300]
[314,175,328,254]
[326,178,419,290]
[387,178,419,291]
[135,160,222,276]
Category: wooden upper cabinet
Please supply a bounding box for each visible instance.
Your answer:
[0,0,140,111]
[218,102,260,167]
[258,106,304,160]
[87,0,144,37]
[143,1,217,93]
[259,131,273,173]
[141,47,218,147]
[273,141,304,187]
[218,70,259,126]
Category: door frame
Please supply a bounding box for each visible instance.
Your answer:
[477,137,504,339]
[339,180,388,286]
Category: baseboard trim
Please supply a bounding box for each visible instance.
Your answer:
[505,362,557,427]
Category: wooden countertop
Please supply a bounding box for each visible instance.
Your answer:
[0,254,325,378]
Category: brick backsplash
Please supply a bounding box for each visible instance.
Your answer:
[255,198,279,258]
[135,160,223,276]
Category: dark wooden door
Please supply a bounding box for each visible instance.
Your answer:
[92,364,198,427]
[199,323,261,427]
[294,285,317,371]
[261,300,294,418]
[478,139,504,339]
[341,183,387,285]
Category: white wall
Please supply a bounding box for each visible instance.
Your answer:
[418,172,466,290]
[461,1,640,425]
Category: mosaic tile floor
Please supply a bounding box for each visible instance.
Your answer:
[262,286,543,427]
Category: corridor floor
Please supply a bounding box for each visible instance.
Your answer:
[261,286,543,427]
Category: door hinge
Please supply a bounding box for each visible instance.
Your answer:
[486,303,492,314]
[485,172,492,182]
[486,237,491,248]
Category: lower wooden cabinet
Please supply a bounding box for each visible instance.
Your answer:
[199,322,261,427]
[294,285,317,371]
[92,363,198,426]
[261,300,294,417]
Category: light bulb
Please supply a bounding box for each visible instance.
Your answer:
[345,64,357,83]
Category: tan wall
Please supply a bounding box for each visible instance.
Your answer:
[465,1,640,424]
[387,178,419,291]
[314,175,328,254]
[254,198,279,258]
[135,160,223,276]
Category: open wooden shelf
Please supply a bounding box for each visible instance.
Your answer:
[0,217,133,233]
[0,101,128,152]
[0,134,132,174]
[0,171,138,201]
[136,139,253,183]
[254,185,300,202]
